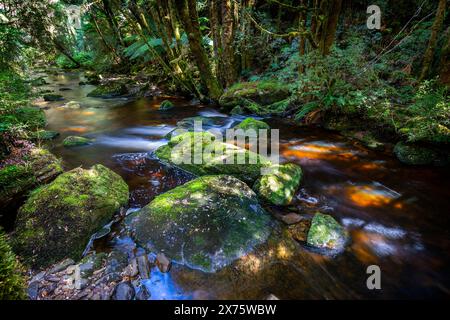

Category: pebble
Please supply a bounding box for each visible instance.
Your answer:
[156,253,171,273]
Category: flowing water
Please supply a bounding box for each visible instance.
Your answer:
[31,71,450,299]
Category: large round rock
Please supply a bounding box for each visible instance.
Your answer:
[13,164,129,267]
[126,175,271,272]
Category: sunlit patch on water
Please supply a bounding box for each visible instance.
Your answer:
[282,140,360,162]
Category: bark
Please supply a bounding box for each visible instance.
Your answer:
[175,0,223,99]
[320,0,342,56]
[221,0,238,87]
[420,0,447,80]
[439,27,450,85]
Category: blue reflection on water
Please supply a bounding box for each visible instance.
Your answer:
[142,267,193,300]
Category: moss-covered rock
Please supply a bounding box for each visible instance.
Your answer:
[343,131,385,151]
[0,148,63,211]
[0,229,26,300]
[393,141,447,166]
[63,136,93,147]
[307,213,347,250]
[30,130,60,141]
[253,163,302,206]
[43,94,64,102]
[126,175,271,272]
[159,100,174,111]
[234,117,270,136]
[230,105,245,115]
[87,82,128,98]
[12,164,129,267]
[219,81,290,111]
[155,131,271,184]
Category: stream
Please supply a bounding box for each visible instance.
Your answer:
[31,70,450,299]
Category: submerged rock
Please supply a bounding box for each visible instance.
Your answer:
[159,100,174,111]
[63,136,93,147]
[12,164,129,267]
[393,141,448,166]
[43,94,64,102]
[87,82,128,98]
[155,131,271,184]
[112,282,135,300]
[306,213,347,250]
[253,163,302,206]
[126,175,271,272]
[343,131,385,151]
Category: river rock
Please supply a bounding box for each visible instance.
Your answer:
[393,141,448,166]
[12,164,129,267]
[135,285,151,300]
[137,254,151,279]
[87,81,128,98]
[155,131,271,184]
[219,81,290,115]
[306,213,347,250]
[155,253,171,273]
[126,175,271,272]
[253,163,303,206]
[48,258,75,274]
[0,148,63,213]
[112,282,135,300]
[159,100,174,111]
[43,94,64,102]
[63,136,93,147]
[233,117,270,134]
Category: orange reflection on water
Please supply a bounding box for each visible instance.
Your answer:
[281,142,357,161]
[351,230,380,264]
[61,126,90,134]
[346,185,393,207]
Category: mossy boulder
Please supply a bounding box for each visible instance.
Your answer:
[30,130,60,141]
[343,131,385,151]
[0,229,26,300]
[0,148,63,211]
[126,175,271,272]
[155,131,271,184]
[230,105,245,115]
[12,164,129,267]
[43,94,64,102]
[393,142,448,166]
[307,213,347,250]
[234,117,270,137]
[159,100,174,111]
[253,163,302,206]
[63,136,93,147]
[87,81,128,98]
[219,81,290,115]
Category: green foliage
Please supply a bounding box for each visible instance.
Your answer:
[123,35,164,62]
[0,228,26,300]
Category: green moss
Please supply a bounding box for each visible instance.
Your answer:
[219,81,290,111]
[126,175,271,272]
[63,136,93,147]
[0,228,26,300]
[307,213,347,250]
[253,163,303,206]
[393,142,446,166]
[87,82,128,98]
[14,106,47,129]
[159,100,174,111]
[155,131,272,184]
[234,118,270,135]
[12,164,129,267]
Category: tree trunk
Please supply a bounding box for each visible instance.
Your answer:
[420,0,447,81]
[221,0,238,87]
[319,0,342,56]
[175,0,223,99]
[439,26,450,85]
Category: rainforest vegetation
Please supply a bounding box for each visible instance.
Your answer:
[0,0,449,300]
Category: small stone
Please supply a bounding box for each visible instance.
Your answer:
[48,258,75,274]
[266,294,280,300]
[28,281,40,300]
[112,281,135,300]
[155,253,171,273]
[66,265,76,275]
[123,259,139,278]
[276,212,303,225]
[30,271,46,283]
[137,255,151,279]
[75,278,89,290]
[135,285,151,300]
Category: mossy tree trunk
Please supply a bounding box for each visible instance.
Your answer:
[420,0,447,81]
[319,0,342,56]
[175,0,223,100]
